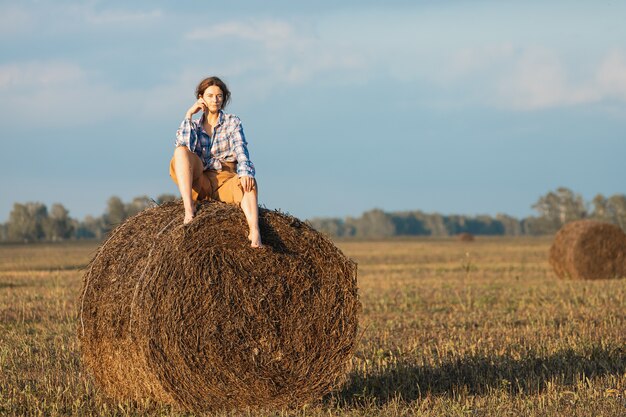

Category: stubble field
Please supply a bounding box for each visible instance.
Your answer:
[0,237,625,416]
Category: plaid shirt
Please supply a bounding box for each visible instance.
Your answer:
[175,110,255,178]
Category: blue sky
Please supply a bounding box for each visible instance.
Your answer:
[1,0,625,221]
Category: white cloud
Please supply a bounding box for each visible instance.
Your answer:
[595,49,626,100]
[0,3,162,39]
[0,61,85,89]
[423,45,626,111]
[83,8,162,25]
[493,47,626,110]
[445,44,516,80]
[184,19,364,85]
[0,60,191,128]
[496,47,573,109]
[3,7,626,117]
[186,20,295,49]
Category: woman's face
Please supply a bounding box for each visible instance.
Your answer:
[201,85,224,112]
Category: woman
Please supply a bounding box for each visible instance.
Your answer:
[170,76,263,248]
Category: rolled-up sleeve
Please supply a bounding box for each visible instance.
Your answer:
[230,119,255,178]
[175,118,196,151]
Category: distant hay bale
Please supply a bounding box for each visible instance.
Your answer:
[457,232,475,242]
[78,200,360,413]
[549,220,626,280]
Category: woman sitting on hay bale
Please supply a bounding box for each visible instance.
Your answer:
[170,76,263,248]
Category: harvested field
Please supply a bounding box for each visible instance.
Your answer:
[1,237,625,416]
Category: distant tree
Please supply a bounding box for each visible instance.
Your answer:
[424,213,447,236]
[606,194,626,230]
[69,218,81,239]
[125,195,154,218]
[104,196,126,226]
[443,215,464,235]
[468,215,505,235]
[343,217,362,238]
[391,212,429,236]
[352,209,396,238]
[589,193,626,230]
[307,217,346,237]
[7,202,48,242]
[591,194,609,222]
[0,222,7,241]
[523,214,571,235]
[43,203,74,241]
[519,217,532,235]
[157,194,178,204]
[496,213,523,236]
[531,187,586,233]
[76,215,105,240]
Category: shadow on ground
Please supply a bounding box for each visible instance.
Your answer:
[332,345,626,406]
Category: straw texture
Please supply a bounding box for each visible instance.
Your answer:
[549,219,626,280]
[78,200,360,413]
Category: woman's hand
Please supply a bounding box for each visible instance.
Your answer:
[240,176,255,193]
[185,99,207,119]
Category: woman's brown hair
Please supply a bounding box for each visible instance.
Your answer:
[195,76,231,108]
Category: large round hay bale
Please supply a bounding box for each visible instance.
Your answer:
[78,200,360,413]
[549,219,626,280]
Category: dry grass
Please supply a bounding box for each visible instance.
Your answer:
[1,237,625,416]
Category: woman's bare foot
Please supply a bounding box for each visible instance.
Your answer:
[183,205,196,225]
[248,230,263,248]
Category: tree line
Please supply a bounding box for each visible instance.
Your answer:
[0,194,177,243]
[307,187,626,238]
[1,187,625,242]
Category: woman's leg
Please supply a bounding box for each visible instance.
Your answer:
[213,167,263,248]
[173,146,202,224]
[240,188,263,248]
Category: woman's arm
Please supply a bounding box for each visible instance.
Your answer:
[175,100,207,149]
[175,119,195,149]
[229,118,255,179]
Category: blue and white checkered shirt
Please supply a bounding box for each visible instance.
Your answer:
[175,110,255,178]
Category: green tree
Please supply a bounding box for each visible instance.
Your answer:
[391,211,429,236]
[76,215,105,240]
[424,213,448,236]
[354,209,396,238]
[43,203,74,241]
[606,194,626,230]
[7,202,48,242]
[307,218,345,237]
[496,213,523,236]
[591,194,608,222]
[531,187,586,233]
[104,196,126,226]
[590,193,626,230]
[125,196,154,218]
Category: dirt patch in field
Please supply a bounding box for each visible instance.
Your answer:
[549,220,626,280]
[78,200,360,413]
